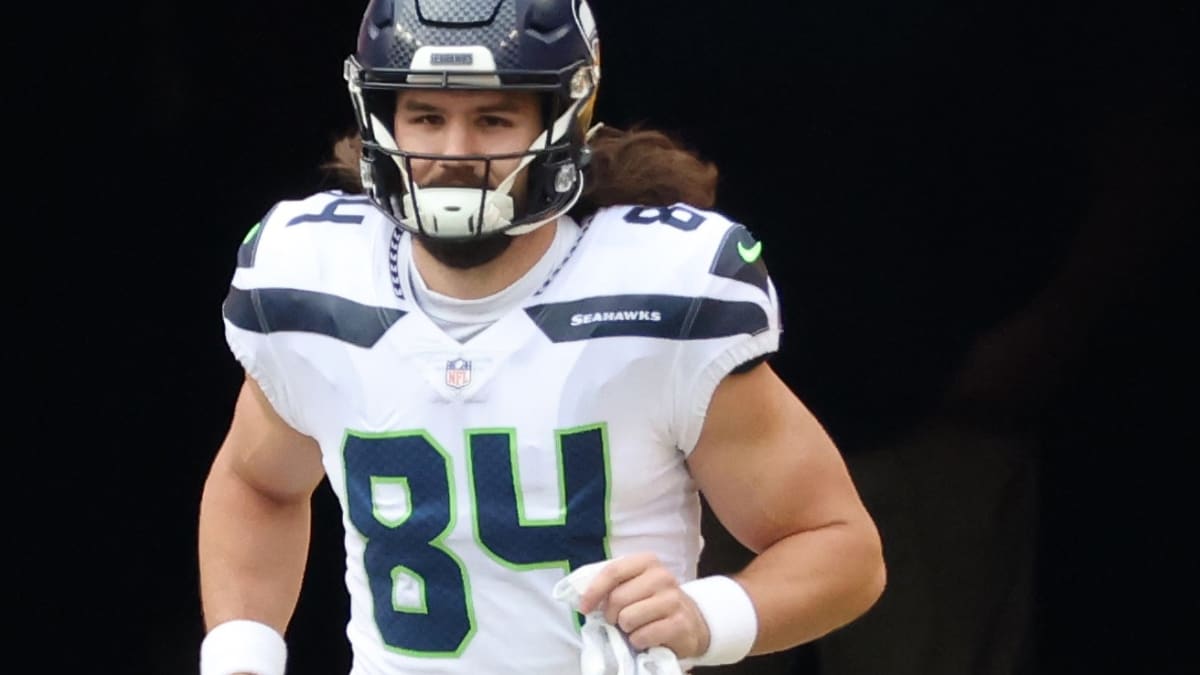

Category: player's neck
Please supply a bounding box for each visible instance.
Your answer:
[412,221,558,300]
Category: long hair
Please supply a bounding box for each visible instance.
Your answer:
[570,124,718,218]
[319,123,719,221]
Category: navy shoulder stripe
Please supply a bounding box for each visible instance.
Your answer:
[709,223,770,295]
[526,294,768,343]
[223,286,406,348]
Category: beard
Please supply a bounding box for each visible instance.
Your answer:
[415,231,515,269]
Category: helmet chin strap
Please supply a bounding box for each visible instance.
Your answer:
[369,94,587,238]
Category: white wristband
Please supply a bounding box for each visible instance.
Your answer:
[679,575,758,668]
[200,619,288,675]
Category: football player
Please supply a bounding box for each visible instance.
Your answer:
[197,1,885,674]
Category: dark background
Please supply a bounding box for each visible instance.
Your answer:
[26,1,1194,673]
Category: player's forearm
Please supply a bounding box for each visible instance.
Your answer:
[734,519,885,655]
[198,460,312,635]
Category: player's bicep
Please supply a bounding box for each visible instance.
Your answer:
[687,363,868,554]
[214,374,326,503]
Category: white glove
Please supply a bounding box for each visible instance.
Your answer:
[553,559,686,675]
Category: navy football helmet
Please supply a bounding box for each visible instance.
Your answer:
[344,0,601,238]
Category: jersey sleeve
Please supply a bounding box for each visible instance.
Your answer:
[220,197,323,435]
[671,216,782,455]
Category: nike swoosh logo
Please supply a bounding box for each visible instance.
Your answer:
[737,239,763,263]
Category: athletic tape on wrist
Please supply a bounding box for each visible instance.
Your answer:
[679,575,758,667]
[200,619,287,675]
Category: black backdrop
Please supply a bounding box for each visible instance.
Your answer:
[25,1,1195,673]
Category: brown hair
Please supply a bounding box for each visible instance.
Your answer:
[570,123,718,218]
[319,123,719,220]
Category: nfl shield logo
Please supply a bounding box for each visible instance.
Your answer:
[445,358,472,389]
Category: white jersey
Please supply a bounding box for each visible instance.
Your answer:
[222,191,782,674]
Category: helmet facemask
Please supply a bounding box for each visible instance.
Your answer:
[345,53,599,240]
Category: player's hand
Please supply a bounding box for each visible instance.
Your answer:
[577,553,711,660]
